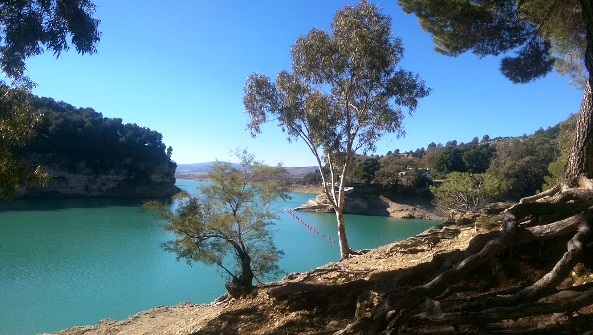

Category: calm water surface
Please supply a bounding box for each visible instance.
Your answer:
[0,179,438,335]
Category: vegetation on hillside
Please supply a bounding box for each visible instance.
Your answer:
[296,115,575,209]
[13,96,176,177]
[0,85,48,198]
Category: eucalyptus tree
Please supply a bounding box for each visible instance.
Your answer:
[151,152,289,297]
[0,0,100,198]
[326,1,593,332]
[243,2,430,259]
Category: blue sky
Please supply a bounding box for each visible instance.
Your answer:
[26,0,583,167]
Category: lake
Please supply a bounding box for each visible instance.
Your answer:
[0,179,438,335]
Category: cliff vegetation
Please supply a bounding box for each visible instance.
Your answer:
[11,96,179,198]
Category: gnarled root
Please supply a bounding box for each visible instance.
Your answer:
[336,189,593,334]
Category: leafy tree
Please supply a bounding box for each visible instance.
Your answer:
[375,154,429,194]
[243,2,430,259]
[542,153,568,191]
[1,0,100,85]
[413,147,426,158]
[151,152,289,297]
[0,0,100,199]
[374,156,402,188]
[429,146,464,176]
[431,172,503,212]
[461,143,494,173]
[542,114,578,190]
[487,129,558,199]
[0,86,48,197]
[352,157,380,184]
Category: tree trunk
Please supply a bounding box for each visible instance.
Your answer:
[335,208,351,260]
[225,240,254,297]
[240,252,254,288]
[562,0,593,187]
[562,80,593,187]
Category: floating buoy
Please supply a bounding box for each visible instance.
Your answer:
[285,209,335,246]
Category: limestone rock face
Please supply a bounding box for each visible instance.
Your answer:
[15,160,180,199]
[441,202,514,226]
[294,190,442,220]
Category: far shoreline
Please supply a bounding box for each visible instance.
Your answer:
[175,176,444,220]
[175,175,322,194]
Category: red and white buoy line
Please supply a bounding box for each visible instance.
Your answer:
[285,208,336,244]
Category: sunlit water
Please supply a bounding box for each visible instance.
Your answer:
[0,179,438,335]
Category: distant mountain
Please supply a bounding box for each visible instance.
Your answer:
[175,162,226,173]
[284,166,318,176]
[175,163,316,179]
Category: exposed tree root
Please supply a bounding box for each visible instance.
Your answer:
[329,187,593,334]
[409,284,593,327]
[264,187,593,334]
[520,183,561,204]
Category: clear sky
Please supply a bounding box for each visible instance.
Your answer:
[26,0,584,167]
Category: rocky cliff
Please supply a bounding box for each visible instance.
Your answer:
[294,186,443,220]
[10,96,181,199]
[14,157,180,199]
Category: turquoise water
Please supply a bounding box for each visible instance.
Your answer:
[0,180,438,335]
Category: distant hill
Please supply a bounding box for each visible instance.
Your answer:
[176,162,228,173]
[175,163,317,180]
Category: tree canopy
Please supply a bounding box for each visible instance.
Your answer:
[0,0,100,86]
[244,2,430,259]
[398,0,585,84]
[431,171,503,212]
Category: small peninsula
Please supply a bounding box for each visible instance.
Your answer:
[12,97,180,199]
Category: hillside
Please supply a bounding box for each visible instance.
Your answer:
[12,97,179,198]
